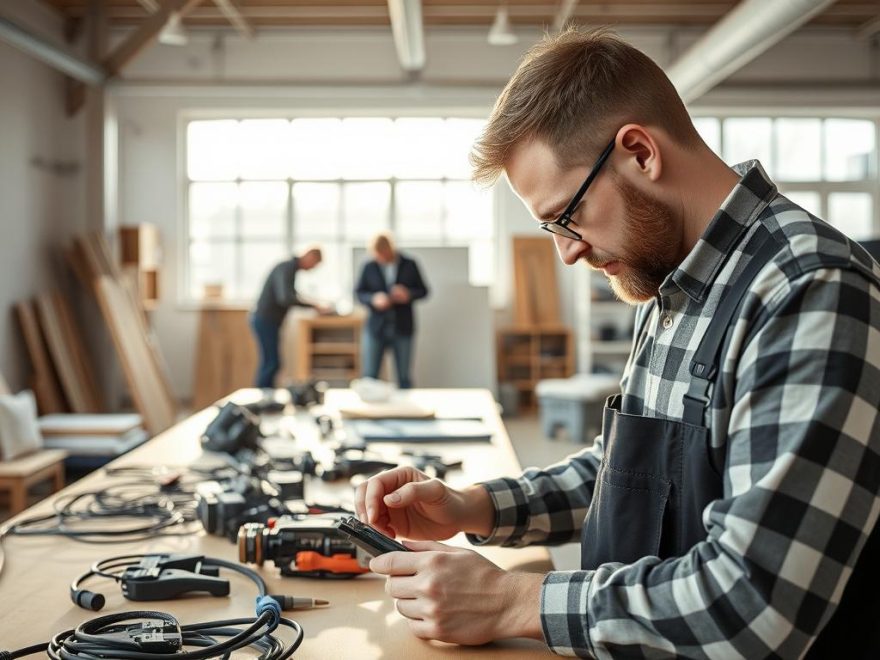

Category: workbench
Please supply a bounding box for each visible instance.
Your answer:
[0,388,554,658]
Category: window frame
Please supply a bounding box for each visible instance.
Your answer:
[691,112,880,238]
[178,114,494,308]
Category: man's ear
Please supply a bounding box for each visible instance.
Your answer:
[615,124,662,182]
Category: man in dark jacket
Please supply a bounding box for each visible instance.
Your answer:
[250,246,331,387]
[355,233,428,388]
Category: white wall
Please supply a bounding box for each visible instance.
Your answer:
[0,0,87,390]
[110,25,880,399]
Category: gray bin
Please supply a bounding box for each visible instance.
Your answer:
[536,375,619,443]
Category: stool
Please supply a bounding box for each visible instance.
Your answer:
[0,449,66,514]
[536,374,619,443]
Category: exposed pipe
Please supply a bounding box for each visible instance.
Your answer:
[0,15,105,85]
[667,0,837,103]
[553,0,579,32]
[213,0,255,38]
[387,0,425,72]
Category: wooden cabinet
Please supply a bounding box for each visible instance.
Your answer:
[295,315,363,385]
[496,326,574,411]
[192,308,257,410]
[119,224,161,311]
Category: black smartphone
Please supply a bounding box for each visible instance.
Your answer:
[335,516,410,557]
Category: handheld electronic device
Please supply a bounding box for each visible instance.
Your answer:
[334,516,410,557]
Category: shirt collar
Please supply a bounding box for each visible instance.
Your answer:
[662,160,777,303]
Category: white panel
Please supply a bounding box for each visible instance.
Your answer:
[352,246,494,390]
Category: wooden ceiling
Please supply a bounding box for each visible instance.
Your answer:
[40,1,880,31]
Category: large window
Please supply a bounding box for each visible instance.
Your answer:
[692,116,879,240]
[184,117,492,304]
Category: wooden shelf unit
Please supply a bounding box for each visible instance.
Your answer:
[496,326,574,411]
[119,224,161,311]
[587,274,636,376]
[295,315,363,386]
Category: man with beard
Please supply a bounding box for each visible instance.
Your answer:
[355,28,880,659]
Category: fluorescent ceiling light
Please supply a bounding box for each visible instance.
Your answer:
[158,12,188,46]
[488,4,518,46]
[388,0,426,72]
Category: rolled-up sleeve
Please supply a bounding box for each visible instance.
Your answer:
[467,442,603,547]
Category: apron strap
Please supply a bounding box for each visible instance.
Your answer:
[682,225,781,426]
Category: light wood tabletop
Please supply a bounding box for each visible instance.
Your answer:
[0,388,554,658]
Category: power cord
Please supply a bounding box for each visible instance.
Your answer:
[2,606,303,659]
[0,478,203,577]
[69,552,320,613]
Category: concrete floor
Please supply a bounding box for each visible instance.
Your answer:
[503,415,589,571]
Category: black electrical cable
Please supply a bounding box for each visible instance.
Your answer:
[0,476,207,577]
[2,608,303,659]
[70,553,275,612]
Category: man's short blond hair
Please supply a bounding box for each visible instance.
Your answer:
[368,232,396,256]
[470,27,701,185]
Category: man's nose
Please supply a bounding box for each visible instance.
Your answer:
[552,232,588,266]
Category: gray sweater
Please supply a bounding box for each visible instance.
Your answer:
[253,257,312,324]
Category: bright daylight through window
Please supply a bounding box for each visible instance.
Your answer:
[693,116,878,240]
[185,117,492,304]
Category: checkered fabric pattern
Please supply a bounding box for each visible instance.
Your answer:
[468,162,880,658]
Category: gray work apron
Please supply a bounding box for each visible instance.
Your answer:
[581,225,879,657]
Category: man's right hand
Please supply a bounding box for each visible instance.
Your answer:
[354,466,495,541]
[371,292,391,311]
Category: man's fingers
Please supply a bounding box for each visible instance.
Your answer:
[370,550,419,576]
[407,620,438,640]
[385,576,419,599]
[402,539,456,553]
[354,481,367,521]
[363,470,400,525]
[385,478,446,509]
[395,598,422,621]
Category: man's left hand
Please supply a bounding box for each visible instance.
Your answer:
[390,284,411,304]
[370,540,544,645]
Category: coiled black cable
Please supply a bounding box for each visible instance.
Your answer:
[0,467,230,576]
[4,607,303,659]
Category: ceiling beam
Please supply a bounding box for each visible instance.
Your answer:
[213,0,254,37]
[552,0,579,32]
[66,0,203,115]
[54,3,880,23]
[667,0,837,104]
[137,0,161,11]
[0,15,104,84]
[856,14,880,40]
[387,0,425,72]
[103,0,203,78]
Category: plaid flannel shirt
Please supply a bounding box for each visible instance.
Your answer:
[469,162,880,658]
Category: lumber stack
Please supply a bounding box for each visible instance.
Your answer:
[15,300,66,414]
[68,232,177,435]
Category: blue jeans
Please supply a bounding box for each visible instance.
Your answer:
[361,330,414,389]
[250,314,281,388]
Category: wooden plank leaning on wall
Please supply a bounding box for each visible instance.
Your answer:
[34,292,103,413]
[67,232,177,435]
[14,301,66,414]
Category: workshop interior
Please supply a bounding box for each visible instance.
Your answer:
[0,0,879,658]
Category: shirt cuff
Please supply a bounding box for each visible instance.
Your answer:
[541,571,595,657]
[464,477,531,546]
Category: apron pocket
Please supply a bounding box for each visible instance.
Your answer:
[582,467,672,568]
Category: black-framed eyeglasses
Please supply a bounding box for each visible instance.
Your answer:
[540,137,616,241]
